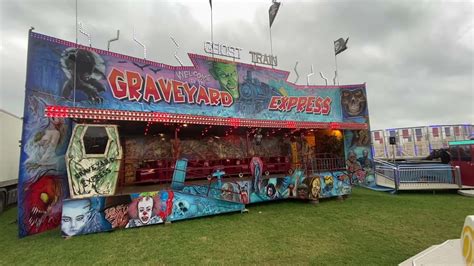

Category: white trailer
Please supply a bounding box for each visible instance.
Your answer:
[0,109,22,213]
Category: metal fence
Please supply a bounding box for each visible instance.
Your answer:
[309,157,346,174]
[374,159,461,191]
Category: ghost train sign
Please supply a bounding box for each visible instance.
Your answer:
[249,51,277,67]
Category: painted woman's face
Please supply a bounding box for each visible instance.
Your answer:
[61,199,91,236]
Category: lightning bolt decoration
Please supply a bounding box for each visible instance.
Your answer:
[170,36,184,66]
[306,64,314,86]
[319,72,328,86]
[133,28,147,60]
[78,22,91,47]
[294,61,299,83]
[107,30,120,52]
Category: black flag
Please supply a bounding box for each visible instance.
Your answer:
[334,37,349,55]
[209,0,212,9]
[269,1,281,28]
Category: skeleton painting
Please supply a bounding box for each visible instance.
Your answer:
[341,88,367,118]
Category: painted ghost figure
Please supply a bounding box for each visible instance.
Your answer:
[61,199,92,236]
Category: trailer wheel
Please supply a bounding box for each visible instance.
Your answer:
[0,190,6,215]
[207,175,212,181]
[264,171,270,176]
[238,173,244,178]
[288,168,294,175]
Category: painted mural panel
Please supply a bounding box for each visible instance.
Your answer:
[24,33,365,123]
[20,31,368,237]
[297,171,352,199]
[61,189,243,237]
[18,91,71,237]
[340,86,374,187]
[344,130,375,186]
[61,191,175,237]
[66,124,122,198]
[169,192,245,222]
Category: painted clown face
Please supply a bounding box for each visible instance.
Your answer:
[138,197,153,224]
[61,199,91,236]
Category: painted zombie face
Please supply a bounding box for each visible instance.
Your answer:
[61,199,91,236]
[362,149,369,157]
[138,197,153,224]
[348,151,357,163]
[311,178,321,198]
[210,62,239,99]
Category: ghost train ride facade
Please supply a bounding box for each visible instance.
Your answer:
[18,31,374,237]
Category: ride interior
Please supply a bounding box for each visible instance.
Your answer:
[68,119,348,192]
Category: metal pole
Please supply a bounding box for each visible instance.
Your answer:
[393,167,399,192]
[334,54,339,85]
[268,26,273,58]
[269,26,273,67]
[392,144,396,164]
[74,0,77,107]
[211,5,214,58]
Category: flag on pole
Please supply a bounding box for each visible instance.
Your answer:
[334,37,349,55]
[209,0,212,9]
[269,1,281,28]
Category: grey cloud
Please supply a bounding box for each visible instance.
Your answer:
[0,0,472,130]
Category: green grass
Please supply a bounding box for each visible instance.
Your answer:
[0,188,473,265]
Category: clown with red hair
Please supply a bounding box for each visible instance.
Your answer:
[126,193,163,228]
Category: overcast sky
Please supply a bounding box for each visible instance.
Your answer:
[0,0,472,130]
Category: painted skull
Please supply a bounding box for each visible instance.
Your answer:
[138,197,153,224]
[174,200,190,217]
[341,88,366,117]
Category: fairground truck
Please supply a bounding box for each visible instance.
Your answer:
[0,109,22,214]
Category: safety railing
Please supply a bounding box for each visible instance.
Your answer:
[374,159,462,191]
[310,157,346,173]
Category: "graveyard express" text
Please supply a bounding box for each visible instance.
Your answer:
[268,96,331,115]
[107,68,233,107]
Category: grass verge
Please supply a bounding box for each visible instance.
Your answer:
[0,188,472,265]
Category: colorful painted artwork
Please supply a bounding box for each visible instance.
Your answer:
[18,32,370,237]
[344,130,375,186]
[23,33,365,123]
[61,191,175,237]
[61,189,243,237]
[297,171,351,199]
[18,92,71,237]
[66,124,122,198]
